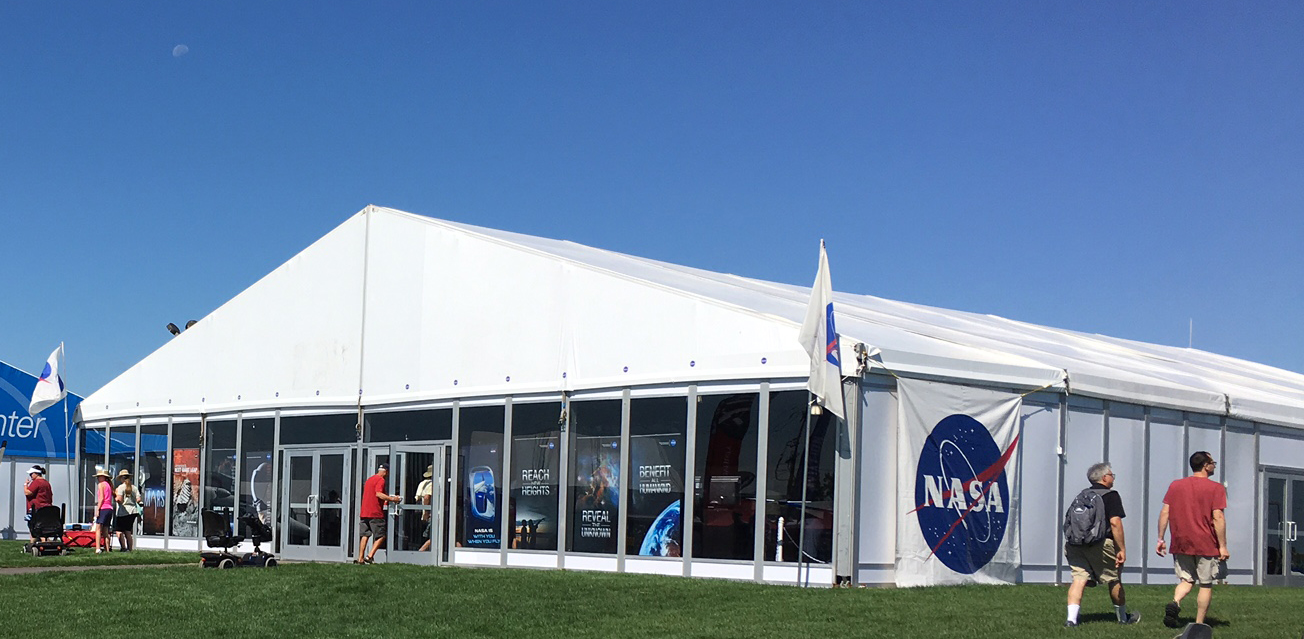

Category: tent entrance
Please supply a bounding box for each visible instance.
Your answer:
[279,447,351,562]
[1263,469,1304,586]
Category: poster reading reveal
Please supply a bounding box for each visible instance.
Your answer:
[628,433,684,557]
[896,378,1023,586]
[171,449,201,537]
[571,435,621,553]
[510,435,559,550]
[462,444,501,548]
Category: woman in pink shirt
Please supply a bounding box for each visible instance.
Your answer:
[92,467,115,553]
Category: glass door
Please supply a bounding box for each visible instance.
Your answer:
[280,449,350,562]
[1263,472,1304,586]
[389,445,446,564]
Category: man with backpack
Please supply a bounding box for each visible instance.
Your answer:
[1063,462,1140,628]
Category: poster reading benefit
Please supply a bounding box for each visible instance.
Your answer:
[896,379,1022,586]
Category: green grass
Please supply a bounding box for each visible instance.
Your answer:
[2,560,1302,638]
[0,539,196,569]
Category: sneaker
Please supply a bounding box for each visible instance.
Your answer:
[1063,620,1078,628]
[1118,611,1141,625]
[1163,602,1181,628]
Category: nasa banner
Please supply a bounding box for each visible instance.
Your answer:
[896,379,1022,586]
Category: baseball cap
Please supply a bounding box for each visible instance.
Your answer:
[377,463,389,471]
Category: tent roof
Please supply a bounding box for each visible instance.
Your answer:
[82,206,1304,427]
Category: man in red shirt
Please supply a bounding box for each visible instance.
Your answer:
[1156,451,1228,628]
[357,463,402,564]
[23,465,53,542]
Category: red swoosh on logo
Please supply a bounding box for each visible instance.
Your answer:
[908,433,1020,515]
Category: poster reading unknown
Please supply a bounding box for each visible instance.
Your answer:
[571,436,621,554]
[628,433,684,556]
[171,449,200,537]
[510,435,559,550]
[462,444,501,548]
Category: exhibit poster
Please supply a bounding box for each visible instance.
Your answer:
[510,435,559,550]
[171,448,200,537]
[628,433,684,557]
[462,443,501,547]
[571,435,621,553]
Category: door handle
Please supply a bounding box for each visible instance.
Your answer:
[1291,521,1299,542]
[308,495,319,517]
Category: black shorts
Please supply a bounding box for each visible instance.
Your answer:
[359,518,387,538]
[95,509,114,526]
[113,514,138,533]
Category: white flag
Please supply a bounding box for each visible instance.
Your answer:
[797,240,844,420]
[29,344,66,415]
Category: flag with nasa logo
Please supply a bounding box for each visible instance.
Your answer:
[896,378,1022,586]
[28,344,67,416]
[796,239,844,420]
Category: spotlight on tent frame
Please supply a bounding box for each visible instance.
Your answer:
[166,323,181,336]
[185,320,198,330]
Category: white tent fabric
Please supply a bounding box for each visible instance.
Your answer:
[82,206,1304,428]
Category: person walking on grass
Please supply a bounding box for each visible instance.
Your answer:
[357,463,401,564]
[114,469,142,551]
[1063,462,1140,628]
[92,467,114,553]
[1156,451,1228,628]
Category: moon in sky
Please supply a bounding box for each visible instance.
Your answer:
[172,45,189,58]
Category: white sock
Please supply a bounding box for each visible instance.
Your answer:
[1067,604,1080,623]
[1115,605,1127,621]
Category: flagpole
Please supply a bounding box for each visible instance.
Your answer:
[797,392,813,587]
[61,342,73,516]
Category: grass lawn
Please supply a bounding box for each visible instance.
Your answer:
[2,560,1302,638]
[0,539,196,569]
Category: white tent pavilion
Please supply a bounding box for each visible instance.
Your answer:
[79,206,1304,586]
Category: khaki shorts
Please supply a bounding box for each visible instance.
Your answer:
[1065,538,1119,584]
[1174,554,1223,586]
[359,518,387,539]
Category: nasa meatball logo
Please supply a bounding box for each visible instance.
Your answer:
[912,414,1019,574]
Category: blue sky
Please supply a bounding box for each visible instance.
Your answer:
[2,2,1301,394]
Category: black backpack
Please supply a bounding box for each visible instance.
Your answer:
[1063,487,1110,546]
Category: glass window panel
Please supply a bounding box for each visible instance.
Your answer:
[765,391,835,563]
[319,508,342,547]
[170,422,201,536]
[366,409,453,442]
[287,508,310,545]
[138,424,168,536]
[280,414,357,445]
[457,405,505,548]
[1267,477,1285,576]
[203,420,237,522]
[79,428,106,523]
[568,400,622,554]
[1292,479,1304,577]
[509,402,561,551]
[289,456,312,503]
[239,418,275,536]
[107,424,136,495]
[398,450,437,552]
[627,397,686,557]
[320,454,345,502]
[693,393,759,560]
